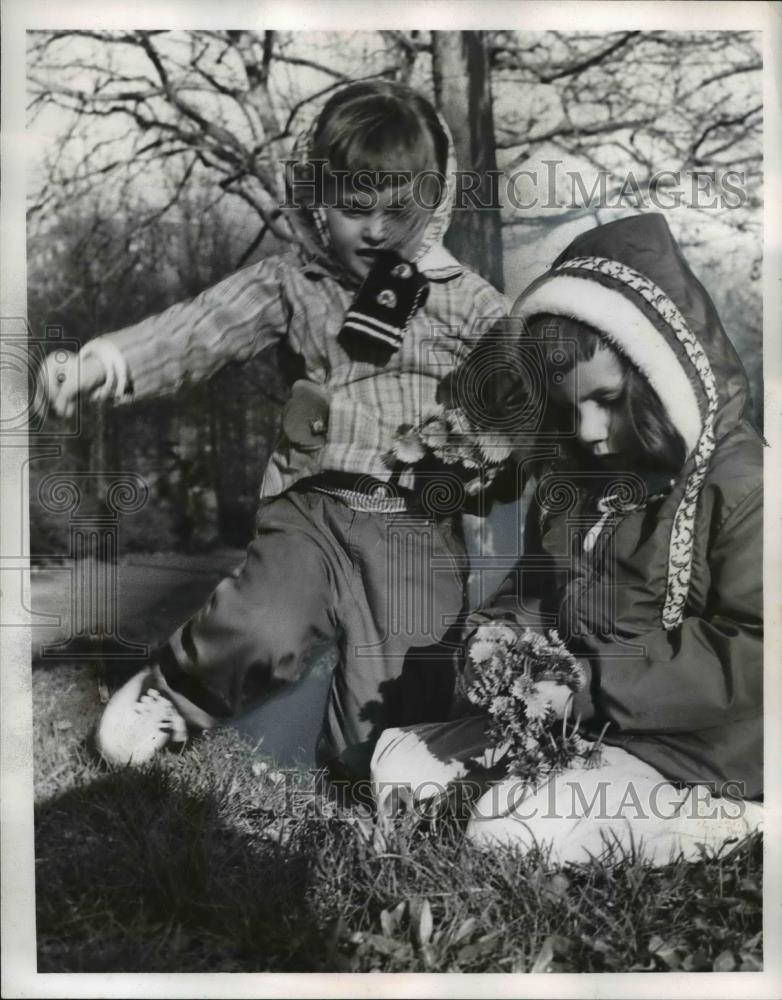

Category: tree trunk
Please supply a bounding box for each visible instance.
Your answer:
[209,370,255,545]
[431,31,504,291]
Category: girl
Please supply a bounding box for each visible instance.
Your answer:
[370,213,763,865]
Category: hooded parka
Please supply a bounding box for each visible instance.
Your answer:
[488,213,764,799]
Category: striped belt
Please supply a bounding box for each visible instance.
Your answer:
[298,474,414,513]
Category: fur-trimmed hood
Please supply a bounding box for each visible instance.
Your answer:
[511,212,757,630]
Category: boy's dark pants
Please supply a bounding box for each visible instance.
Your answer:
[156,488,467,771]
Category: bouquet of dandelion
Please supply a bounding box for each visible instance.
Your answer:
[388,404,516,496]
[465,624,600,785]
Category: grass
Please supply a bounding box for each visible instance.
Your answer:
[34,662,763,974]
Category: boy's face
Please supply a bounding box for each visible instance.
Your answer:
[324,183,434,280]
[549,344,636,459]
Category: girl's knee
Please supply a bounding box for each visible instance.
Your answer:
[370,728,416,820]
[370,723,472,810]
[370,727,415,788]
[464,769,764,866]
[465,777,548,853]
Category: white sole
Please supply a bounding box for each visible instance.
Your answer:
[95,668,187,766]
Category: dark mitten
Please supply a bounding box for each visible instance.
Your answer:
[437,317,537,431]
[338,250,429,365]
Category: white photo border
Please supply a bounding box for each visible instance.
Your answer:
[2,2,780,997]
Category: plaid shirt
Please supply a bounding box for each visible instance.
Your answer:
[102,245,509,497]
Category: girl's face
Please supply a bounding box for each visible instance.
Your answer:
[324,185,432,280]
[549,343,636,459]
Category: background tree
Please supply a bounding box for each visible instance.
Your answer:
[431,31,504,289]
[28,29,761,281]
[27,180,286,551]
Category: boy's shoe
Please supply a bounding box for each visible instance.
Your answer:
[95,667,188,766]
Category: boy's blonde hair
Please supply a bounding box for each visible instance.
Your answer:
[311,80,448,183]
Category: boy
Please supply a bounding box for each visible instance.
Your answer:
[40,80,509,776]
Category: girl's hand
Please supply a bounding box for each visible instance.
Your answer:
[39,351,106,419]
[536,679,574,720]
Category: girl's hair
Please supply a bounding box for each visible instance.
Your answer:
[311,80,448,182]
[525,312,688,475]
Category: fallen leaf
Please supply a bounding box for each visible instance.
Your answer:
[655,947,682,970]
[421,943,436,968]
[456,936,496,966]
[682,950,710,972]
[531,934,574,972]
[648,935,683,969]
[713,949,737,972]
[380,908,398,937]
[452,916,477,944]
[743,930,763,950]
[417,897,433,947]
[364,933,403,956]
[372,822,388,853]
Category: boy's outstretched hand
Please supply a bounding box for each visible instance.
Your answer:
[38,350,106,419]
